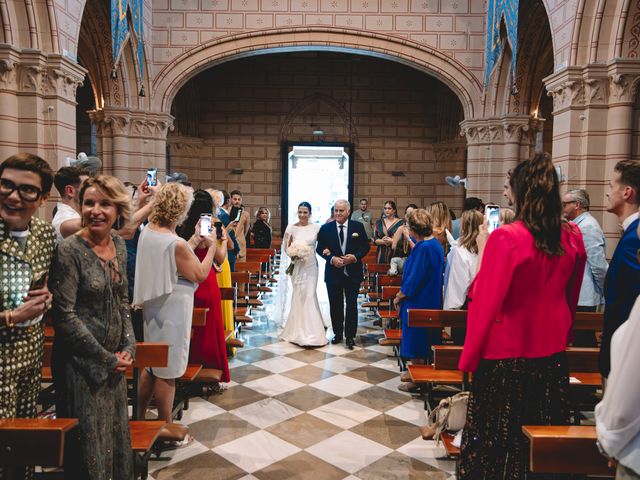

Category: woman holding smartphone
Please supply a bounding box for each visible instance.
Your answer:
[133,183,217,425]
[178,190,230,387]
[458,153,587,478]
[50,175,136,478]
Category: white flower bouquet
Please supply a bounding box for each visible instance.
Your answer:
[285,242,312,275]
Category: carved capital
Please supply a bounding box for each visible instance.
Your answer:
[609,74,634,103]
[0,59,16,89]
[503,122,529,142]
[547,79,585,110]
[584,77,608,105]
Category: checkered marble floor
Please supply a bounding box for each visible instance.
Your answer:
[148,300,456,479]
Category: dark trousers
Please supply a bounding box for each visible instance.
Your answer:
[326,275,360,340]
[573,305,598,347]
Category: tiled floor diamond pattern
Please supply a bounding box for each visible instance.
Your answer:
[149,300,456,479]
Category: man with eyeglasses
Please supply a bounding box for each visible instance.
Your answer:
[562,189,609,346]
[0,154,56,446]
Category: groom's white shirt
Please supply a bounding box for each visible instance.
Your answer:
[335,219,349,254]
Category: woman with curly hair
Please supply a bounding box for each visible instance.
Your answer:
[133,182,217,424]
[458,153,587,479]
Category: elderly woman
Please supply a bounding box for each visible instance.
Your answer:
[50,175,136,479]
[134,183,217,424]
[393,209,444,392]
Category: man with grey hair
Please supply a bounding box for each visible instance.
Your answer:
[317,199,370,349]
[562,188,609,345]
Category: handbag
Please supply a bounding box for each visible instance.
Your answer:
[422,391,470,442]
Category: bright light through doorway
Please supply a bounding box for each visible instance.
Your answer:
[287,146,350,225]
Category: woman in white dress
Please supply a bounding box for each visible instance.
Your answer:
[280,202,328,347]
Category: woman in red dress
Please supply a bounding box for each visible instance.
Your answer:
[178,190,230,383]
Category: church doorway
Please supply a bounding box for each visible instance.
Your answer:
[281,142,355,232]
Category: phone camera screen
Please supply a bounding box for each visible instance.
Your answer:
[146,168,157,187]
[487,207,500,233]
[200,214,212,236]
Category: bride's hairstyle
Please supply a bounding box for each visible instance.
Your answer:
[298,201,312,212]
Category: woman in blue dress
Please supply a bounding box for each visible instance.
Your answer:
[393,208,444,392]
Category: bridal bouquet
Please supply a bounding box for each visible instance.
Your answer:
[285,242,312,275]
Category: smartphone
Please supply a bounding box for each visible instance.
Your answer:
[229,206,243,223]
[486,205,500,233]
[146,168,157,187]
[200,214,212,236]
[214,221,223,238]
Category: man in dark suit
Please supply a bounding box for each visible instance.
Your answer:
[317,199,370,349]
[599,159,640,378]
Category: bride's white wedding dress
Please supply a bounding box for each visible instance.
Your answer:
[279,223,328,346]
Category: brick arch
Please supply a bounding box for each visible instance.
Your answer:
[152,28,482,120]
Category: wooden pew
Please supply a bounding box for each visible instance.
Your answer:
[130,420,166,479]
[0,418,78,467]
[522,426,614,476]
[407,309,604,332]
[233,262,264,307]
[379,286,400,327]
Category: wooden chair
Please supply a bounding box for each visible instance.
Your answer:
[130,420,166,479]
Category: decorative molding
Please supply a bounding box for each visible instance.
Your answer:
[584,77,608,105]
[0,59,16,88]
[90,108,175,140]
[547,79,585,110]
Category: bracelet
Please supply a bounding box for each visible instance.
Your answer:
[4,310,14,328]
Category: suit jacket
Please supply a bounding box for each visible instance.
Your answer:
[316,220,370,284]
[573,212,608,306]
[0,216,56,312]
[599,218,640,377]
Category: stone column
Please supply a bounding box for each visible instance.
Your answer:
[0,45,85,167]
[89,107,174,184]
[461,114,539,205]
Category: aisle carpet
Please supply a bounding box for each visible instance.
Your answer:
[148,300,456,479]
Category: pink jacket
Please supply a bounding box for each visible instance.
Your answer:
[459,221,587,372]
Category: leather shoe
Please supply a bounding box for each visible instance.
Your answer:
[346,338,355,349]
[331,336,343,345]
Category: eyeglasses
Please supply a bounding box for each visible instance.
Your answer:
[0,178,43,201]
[561,201,577,207]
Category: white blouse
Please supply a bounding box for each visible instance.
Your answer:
[596,296,640,474]
[443,244,478,310]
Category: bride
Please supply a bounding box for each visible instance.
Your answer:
[279,201,328,347]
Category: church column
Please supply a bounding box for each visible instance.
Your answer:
[0,45,84,167]
[89,107,174,183]
[461,115,538,205]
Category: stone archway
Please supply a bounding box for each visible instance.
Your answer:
[151,28,483,121]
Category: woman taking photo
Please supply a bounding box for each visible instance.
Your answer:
[50,175,136,479]
[178,190,230,386]
[458,153,587,478]
[373,201,404,264]
[393,209,444,392]
[134,183,217,424]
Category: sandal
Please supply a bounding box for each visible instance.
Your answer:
[400,371,412,382]
[202,382,226,396]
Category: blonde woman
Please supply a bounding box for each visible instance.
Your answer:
[444,210,484,310]
[428,201,452,255]
[50,175,135,478]
[134,183,217,424]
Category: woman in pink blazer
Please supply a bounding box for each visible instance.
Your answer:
[458,153,587,479]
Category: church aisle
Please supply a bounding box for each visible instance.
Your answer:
[149,304,455,479]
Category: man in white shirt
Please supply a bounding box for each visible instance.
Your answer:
[51,166,88,243]
[562,189,609,346]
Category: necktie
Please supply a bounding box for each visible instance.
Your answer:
[339,225,345,249]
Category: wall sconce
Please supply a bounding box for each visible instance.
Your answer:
[231,168,244,175]
[391,171,405,177]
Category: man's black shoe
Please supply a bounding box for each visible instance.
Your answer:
[346,338,355,349]
[331,336,343,345]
